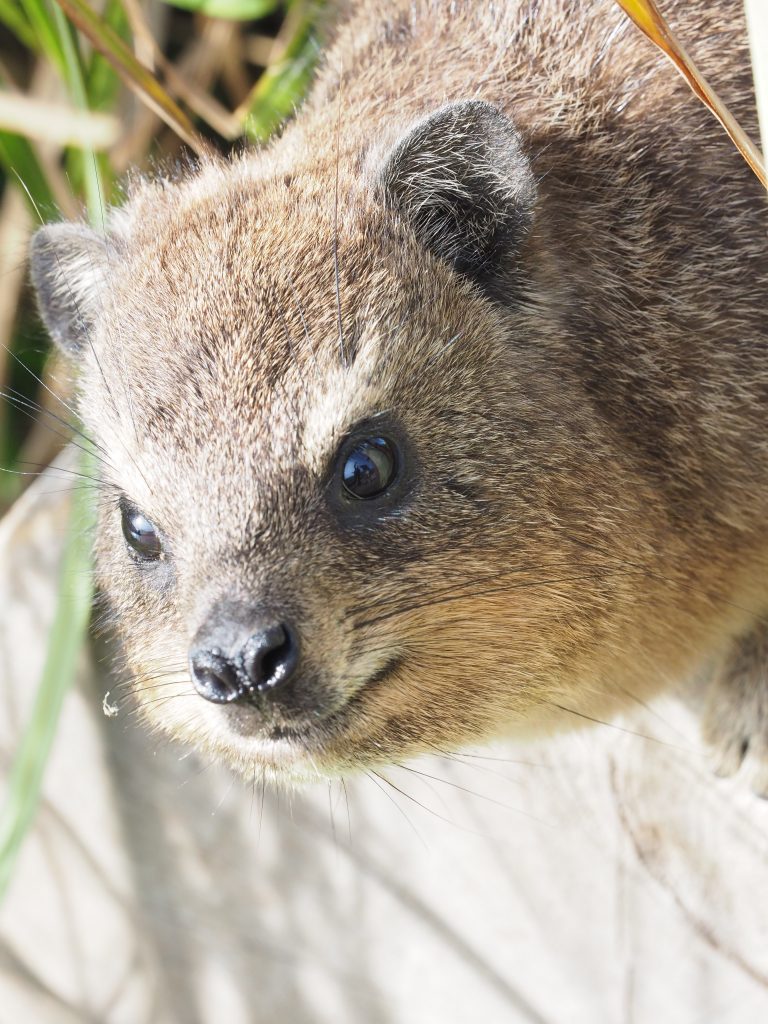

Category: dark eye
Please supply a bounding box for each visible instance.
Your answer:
[120,501,163,561]
[341,437,398,499]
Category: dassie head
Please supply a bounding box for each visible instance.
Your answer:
[29,101,699,779]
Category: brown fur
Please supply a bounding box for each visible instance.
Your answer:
[30,0,768,785]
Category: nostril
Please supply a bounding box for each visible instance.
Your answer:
[189,648,243,704]
[240,623,299,691]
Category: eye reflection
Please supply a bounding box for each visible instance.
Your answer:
[341,437,398,499]
[120,500,163,561]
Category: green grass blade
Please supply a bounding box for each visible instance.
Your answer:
[0,0,38,50]
[161,0,278,18]
[0,459,94,901]
[51,2,102,223]
[81,0,127,206]
[19,0,67,76]
[242,4,318,141]
[0,132,58,217]
[85,0,127,113]
[0,131,58,214]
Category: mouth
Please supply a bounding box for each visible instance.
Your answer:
[273,654,403,739]
[221,654,404,767]
[311,653,404,732]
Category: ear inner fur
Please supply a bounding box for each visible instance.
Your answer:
[30,223,111,355]
[376,100,536,300]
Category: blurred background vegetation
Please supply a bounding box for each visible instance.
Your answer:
[0,0,323,899]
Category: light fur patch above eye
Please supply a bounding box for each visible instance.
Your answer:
[300,346,385,475]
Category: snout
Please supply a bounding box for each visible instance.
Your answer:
[189,616,300,706]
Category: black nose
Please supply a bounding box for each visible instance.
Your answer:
[188,648,242,704]
[240,623,298,690]
[189,623,299,704]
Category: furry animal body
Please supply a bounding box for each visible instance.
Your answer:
[30,0,768,785]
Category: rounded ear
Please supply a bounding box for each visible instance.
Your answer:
[376,100,536,301]
[29,222,110,356]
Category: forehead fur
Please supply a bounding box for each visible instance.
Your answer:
[84,152,509,526]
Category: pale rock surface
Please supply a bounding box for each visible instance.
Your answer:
[1,458,767,1023]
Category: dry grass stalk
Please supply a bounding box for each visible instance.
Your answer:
[109,17,238,171]
[616,0,766,187]
[0,91,120,148]
[122,0,241,138]
[53,0,209,155]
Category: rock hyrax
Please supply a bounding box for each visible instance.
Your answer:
[30,0,768,785]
